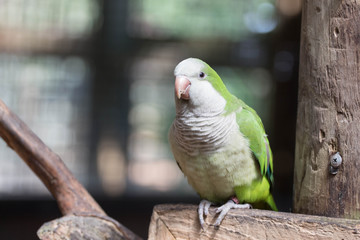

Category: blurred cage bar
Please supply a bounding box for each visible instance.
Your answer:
[0,55,92,196]
[0,0,301,203]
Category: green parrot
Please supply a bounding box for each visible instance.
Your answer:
[168,58,277,227]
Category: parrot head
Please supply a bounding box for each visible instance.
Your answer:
[173,58,233,111]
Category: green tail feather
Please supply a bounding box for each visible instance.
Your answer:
[235,177,278,211]
[265,194,278,211]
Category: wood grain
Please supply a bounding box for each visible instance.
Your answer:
[294,0,360,218]
[149,204,360,240]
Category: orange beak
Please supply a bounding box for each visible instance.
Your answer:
[175,76,191,100]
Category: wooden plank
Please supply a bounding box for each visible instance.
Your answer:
[149,204,360,240]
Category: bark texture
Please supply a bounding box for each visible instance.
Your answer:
[294,0,360,218]
[149,204,360,240]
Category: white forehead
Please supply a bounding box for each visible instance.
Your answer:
[174,58,205,77]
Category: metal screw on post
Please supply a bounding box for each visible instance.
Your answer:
[329,152,342,175]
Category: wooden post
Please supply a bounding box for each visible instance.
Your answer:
[294,0,360,218]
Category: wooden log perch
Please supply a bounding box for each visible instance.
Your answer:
[149,204,360,240]
[0,99,141,240]
[294,0,360,218]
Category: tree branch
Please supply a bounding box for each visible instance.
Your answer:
[0,99,141,240]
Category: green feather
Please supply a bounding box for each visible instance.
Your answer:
[204,63,276,210]
[201,60,275,186]
[234,176,277,211]
[201,60,274,184]
[234,102,277,211]
[236,104,274,185]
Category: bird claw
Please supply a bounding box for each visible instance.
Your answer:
[198,199,252,228]
[214,200,252,226]
[198,200,213,228]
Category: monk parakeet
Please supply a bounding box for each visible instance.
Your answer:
[168,58,277,227]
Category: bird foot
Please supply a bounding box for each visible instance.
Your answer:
[214,200,252,226]
[198,199,213,228]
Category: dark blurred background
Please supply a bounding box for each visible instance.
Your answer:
[0,0,301,239]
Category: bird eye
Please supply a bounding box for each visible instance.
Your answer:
[199,72,205,78]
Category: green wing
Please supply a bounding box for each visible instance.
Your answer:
[235,101,274,185]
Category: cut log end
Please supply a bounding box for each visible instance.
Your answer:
[37,215,141,240]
